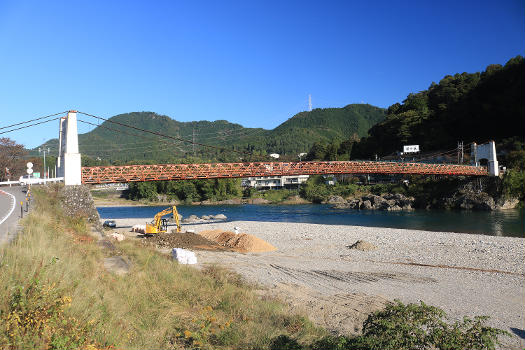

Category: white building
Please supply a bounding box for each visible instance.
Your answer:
[242,175,309,189]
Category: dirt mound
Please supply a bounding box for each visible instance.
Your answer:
[347,240,377,251]
[199,230,277,253]
[143,231,230,251]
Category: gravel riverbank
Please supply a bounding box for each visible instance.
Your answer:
[106,219,525,348]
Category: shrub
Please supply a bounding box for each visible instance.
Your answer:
[502,169,524,199]
[355,300,509,350]
[0,265,96,350]
[269,300,508,350]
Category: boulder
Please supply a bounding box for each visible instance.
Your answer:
[172,248,198,264]
[326,195,346,204]
[213,214,227,220]
[386,205,402,211]
[332,202,352,209]
[347,240,377,251]
[217,198,242,205]
[182,215,200,223]
[360,200,373,210]
[496,197,519,210]
[457,192,496,210]
[248,198,271,204]
[110,232,125,241]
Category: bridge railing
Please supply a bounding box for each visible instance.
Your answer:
[0,177,64,187]
[81,161,488,184]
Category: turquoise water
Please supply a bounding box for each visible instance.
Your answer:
[97,204,525,238]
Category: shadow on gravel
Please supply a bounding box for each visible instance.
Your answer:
[510,327,525,339]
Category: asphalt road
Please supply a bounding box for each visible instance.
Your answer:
[0,185,28,245]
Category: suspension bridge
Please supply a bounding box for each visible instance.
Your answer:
[3,111,499,186]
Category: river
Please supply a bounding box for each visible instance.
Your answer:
[97,204,525,238]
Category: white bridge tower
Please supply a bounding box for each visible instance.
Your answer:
[471,141,499,177]
[56,111,82,185]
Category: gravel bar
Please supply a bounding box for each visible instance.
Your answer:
[108,219,525,348]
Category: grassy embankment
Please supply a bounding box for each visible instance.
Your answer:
[0,186,324,349]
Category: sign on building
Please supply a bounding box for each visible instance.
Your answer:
[403,145,420,153]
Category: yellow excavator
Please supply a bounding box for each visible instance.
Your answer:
[145,206,181,234]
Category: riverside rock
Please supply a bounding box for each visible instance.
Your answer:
[326,195,346,204]
[332,193,414,211]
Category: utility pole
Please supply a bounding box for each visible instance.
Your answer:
[192,128,196,156]
[39,147,50,179]
[457,141,464,164]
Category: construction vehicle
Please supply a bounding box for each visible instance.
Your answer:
[145,206,181,234]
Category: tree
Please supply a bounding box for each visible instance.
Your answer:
[0,138,27,181]
[305,142,327,161]
[324,143,338,161]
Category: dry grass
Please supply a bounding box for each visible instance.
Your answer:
[0,186,324,349]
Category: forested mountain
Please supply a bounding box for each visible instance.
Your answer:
[36,104,385,164]
[351,56,524,159]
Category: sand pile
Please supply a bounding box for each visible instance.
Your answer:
[143,232,229,251]
[199,229,277,253]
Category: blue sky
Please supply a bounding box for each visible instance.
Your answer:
[0,0,523,149]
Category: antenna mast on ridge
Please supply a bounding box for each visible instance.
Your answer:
[308,94,312,111]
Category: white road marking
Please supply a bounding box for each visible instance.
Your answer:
[0,190,16,225]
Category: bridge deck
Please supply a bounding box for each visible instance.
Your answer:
[81,161,488,184]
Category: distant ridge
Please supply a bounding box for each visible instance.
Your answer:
[37,104,385,163]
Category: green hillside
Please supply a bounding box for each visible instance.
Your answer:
[351,55,524,159]
[36,104,385,164]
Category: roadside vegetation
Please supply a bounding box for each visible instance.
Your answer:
[0,185,324,349]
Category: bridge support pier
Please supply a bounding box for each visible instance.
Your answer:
[57,111,82,186]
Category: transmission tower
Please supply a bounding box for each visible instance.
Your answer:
[308,94,312,111]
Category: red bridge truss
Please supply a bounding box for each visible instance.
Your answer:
[81,161,488,184]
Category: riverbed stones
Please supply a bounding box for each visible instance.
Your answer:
[182,215,200,223]
[182,214,228,223]
[247,198,271,204]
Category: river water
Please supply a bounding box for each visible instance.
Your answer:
[97,204,525,238]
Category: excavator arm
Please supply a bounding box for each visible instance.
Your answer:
[145,206,181,234]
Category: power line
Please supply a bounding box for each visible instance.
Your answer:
[77,119,188,153]
[78,119,184,146]
[77,111,262,159]
[0,111,67,131]
[0,117,63,135]
[81,143,185,159]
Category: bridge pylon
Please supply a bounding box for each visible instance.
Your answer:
[471,141,499,177]
[57,111,82,185]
